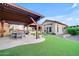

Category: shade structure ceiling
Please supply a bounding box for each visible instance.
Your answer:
[0,3,44,25]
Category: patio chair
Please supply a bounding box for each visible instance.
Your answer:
[17,32,22,39]
[11,33,17,39]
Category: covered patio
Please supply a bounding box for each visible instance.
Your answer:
[0,3,44,38]
[0,3,44,50]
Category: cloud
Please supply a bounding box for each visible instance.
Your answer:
[76,18,79,20]
[66,17,73,21]
[38,9,79,26]
[38,15,66,24]
[71,3,78,8]
[43,15,65,21]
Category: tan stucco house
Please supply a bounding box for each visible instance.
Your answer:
[42,20,68,35]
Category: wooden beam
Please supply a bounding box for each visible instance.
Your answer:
[36,25,39,39]
[27,25,29,33]
[30,17,37,25]
[30,17,39,39]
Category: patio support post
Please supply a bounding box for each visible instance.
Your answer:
[30,17,39,39]
[0,20,4,37]
[27,25,29,31]
[27,25,29,34]
[40,27,43,37]
[36,24,38,39]
[23,25,25,33]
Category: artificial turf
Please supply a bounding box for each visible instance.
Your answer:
[0,34,79,56]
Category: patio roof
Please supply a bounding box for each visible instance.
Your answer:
[43,20,68,26]
[0,3,44,25]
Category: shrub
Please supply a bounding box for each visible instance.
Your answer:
[66,27,79,35]
[52,33,56,35]
[67,28,76,35]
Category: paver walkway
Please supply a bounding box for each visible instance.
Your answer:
[65,35,79,41]
[62,34,79,41]
[58,34,79,41]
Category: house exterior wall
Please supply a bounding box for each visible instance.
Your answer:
[43,21,54,33]
[43,21,67,35]
[54,23,66,35]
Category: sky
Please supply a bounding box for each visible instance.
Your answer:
[16,3,79,26]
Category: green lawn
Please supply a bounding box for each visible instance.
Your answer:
[0,34,79,56]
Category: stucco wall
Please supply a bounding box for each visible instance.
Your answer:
[43,21,67,35]
[54,23,65,35]
[43,21,53,33]
[0,23,10,36]
[43,21,55,33]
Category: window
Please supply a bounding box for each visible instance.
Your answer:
[49,27,52,32]
[62,27,64,32]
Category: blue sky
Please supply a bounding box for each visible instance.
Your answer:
[16,3,79,26]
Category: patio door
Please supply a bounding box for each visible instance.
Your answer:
[46,27,52,33]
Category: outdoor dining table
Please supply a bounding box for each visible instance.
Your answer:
[11,32,17,39]
[11,32,23,39]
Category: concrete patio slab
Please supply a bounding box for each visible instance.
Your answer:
[0,35,45,50]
